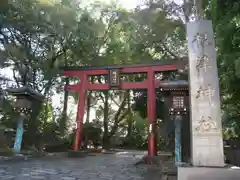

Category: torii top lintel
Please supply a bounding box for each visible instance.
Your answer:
[63,58,188,77]
[63,58,188,91]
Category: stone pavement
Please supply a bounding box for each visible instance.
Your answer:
[0,150,162,180]
[178,166,240,180]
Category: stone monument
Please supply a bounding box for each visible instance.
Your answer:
[186,3,224,167]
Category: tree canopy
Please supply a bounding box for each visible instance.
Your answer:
[0,0,239,151]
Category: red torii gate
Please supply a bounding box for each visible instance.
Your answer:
[63,60,186,157]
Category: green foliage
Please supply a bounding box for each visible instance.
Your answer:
[2,0,239,151]
[209,0,240,139]
[121,113,147,149]
[0,0,187,150]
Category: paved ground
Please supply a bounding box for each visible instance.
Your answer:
[178,166,240,180]
[0,151,162,180]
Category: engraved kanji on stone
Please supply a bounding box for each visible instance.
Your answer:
[196,86,205,100]
[195,116,217,133]
[196,85,215,106]
[204,84,215,106]
[196,55,212,73]
[192,32,213,48]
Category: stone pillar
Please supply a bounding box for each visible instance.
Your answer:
[186,20,224,167]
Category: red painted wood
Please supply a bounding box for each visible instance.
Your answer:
[152,64,178,72]
[120,66,149,73]
[65,63,180,155]
[65,84,80,92]
[64,70,82,77]
[148,132,157,156]
[147,67,157,157]
[87,83,109,90]
[86,69,108,75]
[66,80,158,92]
[73,73,87,151]
[121,81,148,89]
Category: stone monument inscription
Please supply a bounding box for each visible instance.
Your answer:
[187,20,224,167]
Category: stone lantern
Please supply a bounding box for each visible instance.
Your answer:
[7,87,43,153]
[159,80,189,165]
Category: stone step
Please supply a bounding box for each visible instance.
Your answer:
[162,161,177,172]
[161,161,177,180]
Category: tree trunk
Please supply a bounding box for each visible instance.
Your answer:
[60,77,69,136]
[126,90,133,137]
[59,47,69,136]
[183,0,192,22]
[23,102,42,148]
[102,91,110,149]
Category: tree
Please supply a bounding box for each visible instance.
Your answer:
[4,0,237,151]
[209,0,240,139]
[0,0,103,148]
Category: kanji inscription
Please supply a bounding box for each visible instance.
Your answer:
[109,69,120,87]
[192,31,213,76]
[187,20,224,166]
[195,116,217,133]
[196,84,215,106]
[192,32,213,49]
[205,85,215,105]
[196,86,205,100]
[196,55,212,73]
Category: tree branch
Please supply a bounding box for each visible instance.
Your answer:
[95,13,117,58]
[110,92,120,108]
[109,110,128,138]
[161,42,178,58]
[12,69,20,87]
[113,92,128,122]
[182,0,193,23]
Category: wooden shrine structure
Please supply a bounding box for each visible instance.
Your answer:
[63,59,188,157]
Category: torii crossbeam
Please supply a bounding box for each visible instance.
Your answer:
[62,59,187,157]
